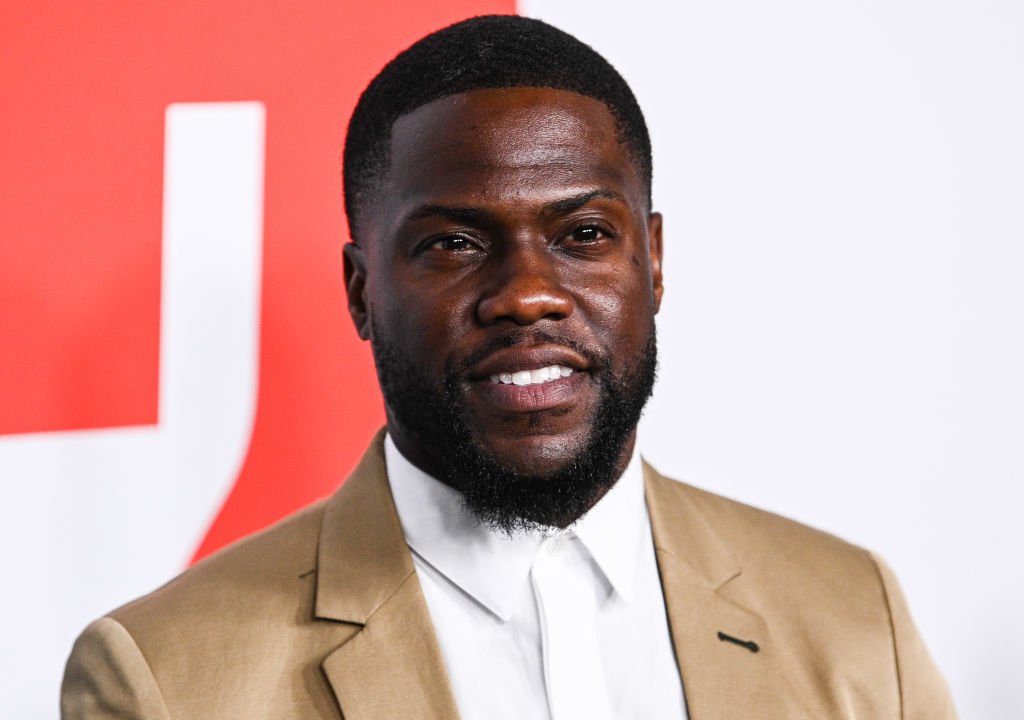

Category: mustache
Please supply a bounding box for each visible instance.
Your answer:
[451,329,608,377]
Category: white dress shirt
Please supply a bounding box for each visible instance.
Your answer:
[385,435,688,720]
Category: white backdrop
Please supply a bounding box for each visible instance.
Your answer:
[523,1,1024,717]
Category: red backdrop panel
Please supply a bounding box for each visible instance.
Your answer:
[0,0,514,558]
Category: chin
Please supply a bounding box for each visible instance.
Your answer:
[475,428,589,477]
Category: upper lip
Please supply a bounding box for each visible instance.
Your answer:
[468,344,589,380]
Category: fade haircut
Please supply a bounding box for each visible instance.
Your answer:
[342,14,652,240]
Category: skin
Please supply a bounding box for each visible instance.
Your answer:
[344,86,663,494]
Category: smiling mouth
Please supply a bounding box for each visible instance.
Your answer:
[466,340,594,414]
[488,364,575,386]
[473,366,588,416]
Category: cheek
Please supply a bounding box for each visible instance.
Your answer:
[570,263,654,333]
[370,275,476,358]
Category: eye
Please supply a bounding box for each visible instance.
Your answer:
[570,225,603,244]
[563,223,617,249]
[428,235,478,252]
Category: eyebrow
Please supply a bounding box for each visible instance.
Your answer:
[403,189,624,227]
[542,188,622,216]
[405,204,492,225]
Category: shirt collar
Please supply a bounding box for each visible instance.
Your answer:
[572,444,646,605]
[384,435,648,619]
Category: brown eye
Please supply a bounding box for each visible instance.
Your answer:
[570,226,603,243]
[432,235,475,252]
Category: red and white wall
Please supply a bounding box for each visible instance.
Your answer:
[3,2,1021,717]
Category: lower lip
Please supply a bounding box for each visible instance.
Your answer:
[471,372,589,413]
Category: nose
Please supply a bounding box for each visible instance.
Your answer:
[476,246,574,326]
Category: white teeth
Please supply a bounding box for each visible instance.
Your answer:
[489,365,574,386]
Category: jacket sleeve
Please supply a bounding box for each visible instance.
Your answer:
[61,617,171,720]
[870,553,958,720]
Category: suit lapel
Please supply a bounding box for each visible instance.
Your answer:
[646,463,790,719]
[315,431,459,720]
[311,437,788,719]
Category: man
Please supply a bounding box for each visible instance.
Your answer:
[62,15,956,719]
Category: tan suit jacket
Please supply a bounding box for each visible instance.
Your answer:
[62,432,957,719]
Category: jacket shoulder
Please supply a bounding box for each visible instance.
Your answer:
[650,468,877,581]
[64,499,361,718]
[647,467,957,719]
[109,499,328,640]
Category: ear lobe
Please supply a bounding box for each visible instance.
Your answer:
[647,212,664,313]
[343,243,372,340]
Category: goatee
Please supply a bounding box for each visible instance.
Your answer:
[372,324,657,534]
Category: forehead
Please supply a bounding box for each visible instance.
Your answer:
[375,87,646,221]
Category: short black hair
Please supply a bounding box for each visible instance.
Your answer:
[342,14,652,240]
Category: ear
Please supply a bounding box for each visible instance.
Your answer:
[343,243,372,340]
[647,212,664,313]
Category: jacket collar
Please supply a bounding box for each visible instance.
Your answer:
[645,462,791,719]
[315,430,460,719]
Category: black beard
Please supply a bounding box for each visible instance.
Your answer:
[371,323,658,534]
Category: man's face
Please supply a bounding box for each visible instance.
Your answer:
[345,87,663,529]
